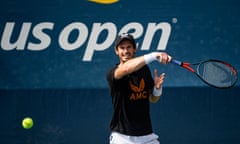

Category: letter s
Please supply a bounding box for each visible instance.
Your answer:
[28,22,54,50]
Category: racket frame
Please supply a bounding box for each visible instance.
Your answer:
[170,59,238,89]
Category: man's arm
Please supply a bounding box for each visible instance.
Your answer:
[114,52,170,79]
[149,92,161,103]
[114,56,146,79]
[149,71,165,103]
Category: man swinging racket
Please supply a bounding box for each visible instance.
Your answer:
[106,33,171,144]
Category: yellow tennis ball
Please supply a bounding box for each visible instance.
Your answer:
[22,117,34,129]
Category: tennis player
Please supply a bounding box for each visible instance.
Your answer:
[106,33,171,144]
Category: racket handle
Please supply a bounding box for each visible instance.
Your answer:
[170,59,182,66]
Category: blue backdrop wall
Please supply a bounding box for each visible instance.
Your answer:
[0,0,240,144]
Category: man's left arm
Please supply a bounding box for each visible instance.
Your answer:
[149,91,161,103]
[149,70,165,103]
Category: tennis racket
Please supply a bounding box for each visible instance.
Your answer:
[170,58,238,89]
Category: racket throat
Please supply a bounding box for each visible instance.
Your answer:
[183,63,195,72]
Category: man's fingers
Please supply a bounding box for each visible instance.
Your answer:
[167,56,172,63]
[160,73,165,79]
[154,69,158,78]
[158,53,172,64]
[154,70,165,79]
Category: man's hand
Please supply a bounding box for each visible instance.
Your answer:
[156,52,172,64]
[149,69,165,103]
[154,69,165,89]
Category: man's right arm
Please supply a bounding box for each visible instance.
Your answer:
[114,56,146,79]
[114,52,171,79]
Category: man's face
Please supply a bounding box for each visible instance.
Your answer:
[115,40,136,63]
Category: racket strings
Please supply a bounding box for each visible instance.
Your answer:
[198,62,237,87]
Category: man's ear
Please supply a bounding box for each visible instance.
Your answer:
[131,46,137,55]
[134,48,137,54]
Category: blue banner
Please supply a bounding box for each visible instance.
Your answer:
[1,0,239,89]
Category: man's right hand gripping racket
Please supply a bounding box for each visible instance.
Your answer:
[169,58,238,89]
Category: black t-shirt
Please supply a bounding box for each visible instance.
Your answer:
[106,65,154,136]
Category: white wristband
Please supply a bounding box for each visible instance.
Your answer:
[144,52,157,64]
[153,87,162,97]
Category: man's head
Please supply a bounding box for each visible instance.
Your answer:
[115,33,136,49]
[114,33,137,63]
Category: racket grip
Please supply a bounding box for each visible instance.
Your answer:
[170,59,182,66]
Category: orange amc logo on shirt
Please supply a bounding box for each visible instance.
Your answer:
[129,78,148,101]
